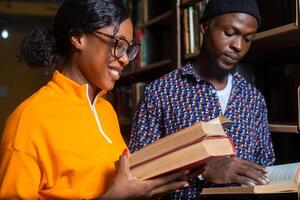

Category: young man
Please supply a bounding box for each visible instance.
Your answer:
[129,0,275,199]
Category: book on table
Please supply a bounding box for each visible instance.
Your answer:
[201,162,300,195]
[129,116,236,180]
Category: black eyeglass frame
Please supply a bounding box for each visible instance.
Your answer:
[95,31,140,61]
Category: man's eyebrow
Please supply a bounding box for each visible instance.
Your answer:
[225,25,257,35]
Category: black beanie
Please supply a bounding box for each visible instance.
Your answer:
[200,0,261,27]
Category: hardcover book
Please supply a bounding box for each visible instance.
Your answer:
[129,116,236,180]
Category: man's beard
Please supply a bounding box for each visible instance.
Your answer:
[208,54,237,77]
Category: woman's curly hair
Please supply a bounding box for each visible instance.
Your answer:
[17,0,129,71]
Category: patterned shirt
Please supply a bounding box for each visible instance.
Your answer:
[129,63,275,200]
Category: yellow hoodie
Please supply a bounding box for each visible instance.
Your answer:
[0,71,127,199]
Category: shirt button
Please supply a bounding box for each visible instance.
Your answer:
[212,90,216,94]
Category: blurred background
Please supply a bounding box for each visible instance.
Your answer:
[0,0,62,132]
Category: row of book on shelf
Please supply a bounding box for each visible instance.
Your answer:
[134,28,148,69]
[131,0,212,69]
[130,0,172,70]
[126,115,300,195]
[182,0,209,57]
[132,0,172,26]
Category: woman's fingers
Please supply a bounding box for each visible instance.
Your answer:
[117,149,136,180]
[148,170,190,188]
[149,180,189,197]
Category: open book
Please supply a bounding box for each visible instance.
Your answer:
[129,116,236,180]
[201,162,300,194]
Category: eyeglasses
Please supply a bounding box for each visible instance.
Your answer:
[95,31,140,61]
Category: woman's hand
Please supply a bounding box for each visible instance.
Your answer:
[201,156,270,186]
[100,150,190,200]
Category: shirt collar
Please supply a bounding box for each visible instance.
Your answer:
[179,63,244,89]
[48,71,107,102]
[179,63,204,82]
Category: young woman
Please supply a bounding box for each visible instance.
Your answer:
[0,0,189,199]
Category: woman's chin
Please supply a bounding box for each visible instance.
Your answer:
[103,82,115,91]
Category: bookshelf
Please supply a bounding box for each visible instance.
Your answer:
[113,0,181,141]
[248,0,300,137]
[140,10,172,28]
[245,0,300,165]
[114,0,300,165]
[251,0,300,55]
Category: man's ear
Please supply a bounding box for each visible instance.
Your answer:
[200,21,209,34]
[70,35,86,50]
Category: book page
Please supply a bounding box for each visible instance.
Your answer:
[266,162,300,184]
[201,117,226,135]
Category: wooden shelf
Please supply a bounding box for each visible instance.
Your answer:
[255,23,299,40]
[251,23,300,55]
[121,59,172,77]
[0,1,59,16]
[181,0,201,6]
[270,123,299,134]
[140,10,172,28]
[184,51,200,60]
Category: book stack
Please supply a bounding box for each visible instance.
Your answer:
[129,116,236,180]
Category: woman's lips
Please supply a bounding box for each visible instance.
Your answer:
[108,66,121,81]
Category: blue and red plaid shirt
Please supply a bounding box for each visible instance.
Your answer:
[129,63,275,200]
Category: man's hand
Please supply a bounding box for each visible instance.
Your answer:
[100,150,190,200]
[201,156,270,186]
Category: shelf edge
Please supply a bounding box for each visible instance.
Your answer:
[270,124,299,134]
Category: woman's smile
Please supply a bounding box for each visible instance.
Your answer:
[107,65,122,81]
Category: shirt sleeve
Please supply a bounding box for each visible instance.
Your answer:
[253,95,275,167]
[0,148,41,199]
[128,85,163,153]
